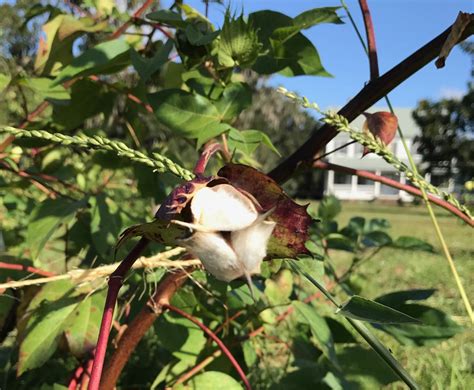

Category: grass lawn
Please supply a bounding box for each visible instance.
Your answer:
[321,201,473,389]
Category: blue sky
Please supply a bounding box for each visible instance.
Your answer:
[174,0,473,109]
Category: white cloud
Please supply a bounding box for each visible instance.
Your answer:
[438,87,465,100]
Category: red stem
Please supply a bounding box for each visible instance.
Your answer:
[193,142,225,175]
[88,238,149,390]
[314,160,473,226]
[68,351,95,390]
[100,270,189,389]
[358,0,379,80]
[110,0,155,40]
[163,304,252,390]
[0,261,56,277]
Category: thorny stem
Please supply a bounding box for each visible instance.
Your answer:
[348,0,474,323]
[163,304,252,390]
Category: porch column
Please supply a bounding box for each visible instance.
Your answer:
[327,170,334,194]
[351,175,357,196]
[374,170,381,198]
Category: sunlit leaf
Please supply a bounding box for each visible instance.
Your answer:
[54,39,130,84]
[187,371,243,390]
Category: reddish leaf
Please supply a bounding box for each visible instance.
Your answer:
[218,164,312,257]
[362,111,398,157]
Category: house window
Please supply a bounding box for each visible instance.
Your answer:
[380,172,399,195]
[334,172,351,184]
[358,176,372,185]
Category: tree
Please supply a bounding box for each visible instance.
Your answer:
[413,86,474,186]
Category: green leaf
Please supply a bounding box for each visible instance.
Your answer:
[337,296,420,324]
[215,82,252,121]
[52,79,115,131]
[272,7,343,42]
[27,198,86,260]
[335,346,399,388]
[227,128,280,156]
[34,15,107,75]
[0,73,11,93]
[148,89,222,138]
[196,123,232,148]
[54,39,130,85]
[293,301,338,365]
[362,231,392,247]
[21,77,70,102]
[146,10,187,28]
[185,24,220,46]
[318,195,341,221]
[131,39,173,82]
[325,233,355,252]
[242,339,258,367]
[90,194,123,258]
[187,371,243,390]
[18,280,78,375]
[155,314,206,365]
[63,290,106,357]
[291,257,324,281]
[265,269,293,305]
[375,289,437,307]
[377,304,463,346]
[392,236,434,252]
[249,10,331,77]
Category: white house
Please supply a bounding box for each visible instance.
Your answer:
[323,107,454,201]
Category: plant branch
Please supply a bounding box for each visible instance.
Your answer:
[358,0,379,80]
[163,304,252,390]
[0,261,56,278]
[109,0,156,40]
[314,160,473,226]
[88,237,150,390]
[268,16,473,183]
[100,270,189,390]
[174,349,223,386]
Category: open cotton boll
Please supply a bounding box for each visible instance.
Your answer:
[191,184,258,231]
[177,231,243,282]
[231,216,276,276]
